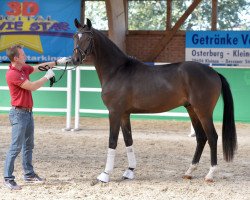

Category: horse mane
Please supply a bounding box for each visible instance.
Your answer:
[92,28,144,73]
[92,28,128,59]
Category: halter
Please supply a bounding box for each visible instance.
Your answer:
[73,29,94,62]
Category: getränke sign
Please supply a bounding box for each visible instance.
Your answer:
[186,31,250,66]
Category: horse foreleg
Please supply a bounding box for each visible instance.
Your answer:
[122,146,136,180]
[97,148,116,183]
[121,114,136,180]
[97,112,121,183]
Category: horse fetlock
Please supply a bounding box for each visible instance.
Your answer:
[185,163,198,176]
[97,172,110,183]
[122,169,135,180]
[205,165,218,182]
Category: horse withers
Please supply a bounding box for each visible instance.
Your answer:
[72,18,237,183]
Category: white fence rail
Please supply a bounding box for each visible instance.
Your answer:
[0,66,72,131]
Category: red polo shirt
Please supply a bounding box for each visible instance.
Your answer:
[6,64,34,108]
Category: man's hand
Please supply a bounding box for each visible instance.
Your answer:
[44,69,55,80]
[55,57,72,65]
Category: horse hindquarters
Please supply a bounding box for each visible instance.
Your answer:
[218,73,237,162]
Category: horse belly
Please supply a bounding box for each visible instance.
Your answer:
[132,91,186,113]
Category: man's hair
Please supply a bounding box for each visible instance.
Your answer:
[6,45,23,61]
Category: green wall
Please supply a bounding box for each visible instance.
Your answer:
[1,64,250,122]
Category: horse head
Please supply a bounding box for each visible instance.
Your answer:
[72,18,94,65]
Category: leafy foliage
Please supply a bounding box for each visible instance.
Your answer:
[128,1,167,30]
[85,0,250,30]
[172,0,250,30]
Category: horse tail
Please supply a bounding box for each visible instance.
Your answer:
[218,73,237,162]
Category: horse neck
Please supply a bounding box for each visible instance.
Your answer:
[92,30,128,85]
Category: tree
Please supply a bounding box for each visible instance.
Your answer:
[173,0,250,30]
[128,0,250,30]
[128,1,167,30]
[84,0,250,31]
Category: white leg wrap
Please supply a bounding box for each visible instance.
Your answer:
[126,146,136,169]
[104,148,116,174]
[185,163,198,176]
[205,165,217,181]
[123,169,135,180]
[97,148,116,183]
[97,172,110,183]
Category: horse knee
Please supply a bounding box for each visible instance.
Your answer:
[124,138,133,146]
[109,138,118,149]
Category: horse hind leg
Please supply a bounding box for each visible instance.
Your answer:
[121,114,136,180]
[183,105,207,180]
[196,113,218,182]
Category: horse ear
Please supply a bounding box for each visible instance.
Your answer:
[86,18,92,29]
[74,18,82,29]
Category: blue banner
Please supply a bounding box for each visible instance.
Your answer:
[0,0,80,62]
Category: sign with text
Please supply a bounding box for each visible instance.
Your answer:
[0,0,80,62]
[186,31,250,66]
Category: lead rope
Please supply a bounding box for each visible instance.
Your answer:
[38,62,69,87]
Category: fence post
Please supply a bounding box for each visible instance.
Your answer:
[63,69,72,131]
[73,66,81,131]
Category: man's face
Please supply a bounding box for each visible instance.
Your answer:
[14,48,26,65]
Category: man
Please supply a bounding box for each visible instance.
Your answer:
[4,44,71,190]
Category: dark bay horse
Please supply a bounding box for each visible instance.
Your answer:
[72,18,237,183]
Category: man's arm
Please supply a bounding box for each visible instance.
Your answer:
[20,77,48,91]
[32,62,55,73]
[20,69,55,91]
[32,57,72,73]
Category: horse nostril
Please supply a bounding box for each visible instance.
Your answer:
[72,56,80,65]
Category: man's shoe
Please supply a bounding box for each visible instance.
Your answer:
[4,179,22,190]
[24,174,45,183]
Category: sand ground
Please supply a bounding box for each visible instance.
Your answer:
[0,114,249,200]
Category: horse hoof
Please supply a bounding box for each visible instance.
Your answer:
[122,169,135,180]
[90,179,99,186]
[122,176,133,181]
[182,175,192,180]
[97,172,110,183]
[205,178,214,183]
[90,179,109,186]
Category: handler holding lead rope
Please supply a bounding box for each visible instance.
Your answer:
[3,44,71,190]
